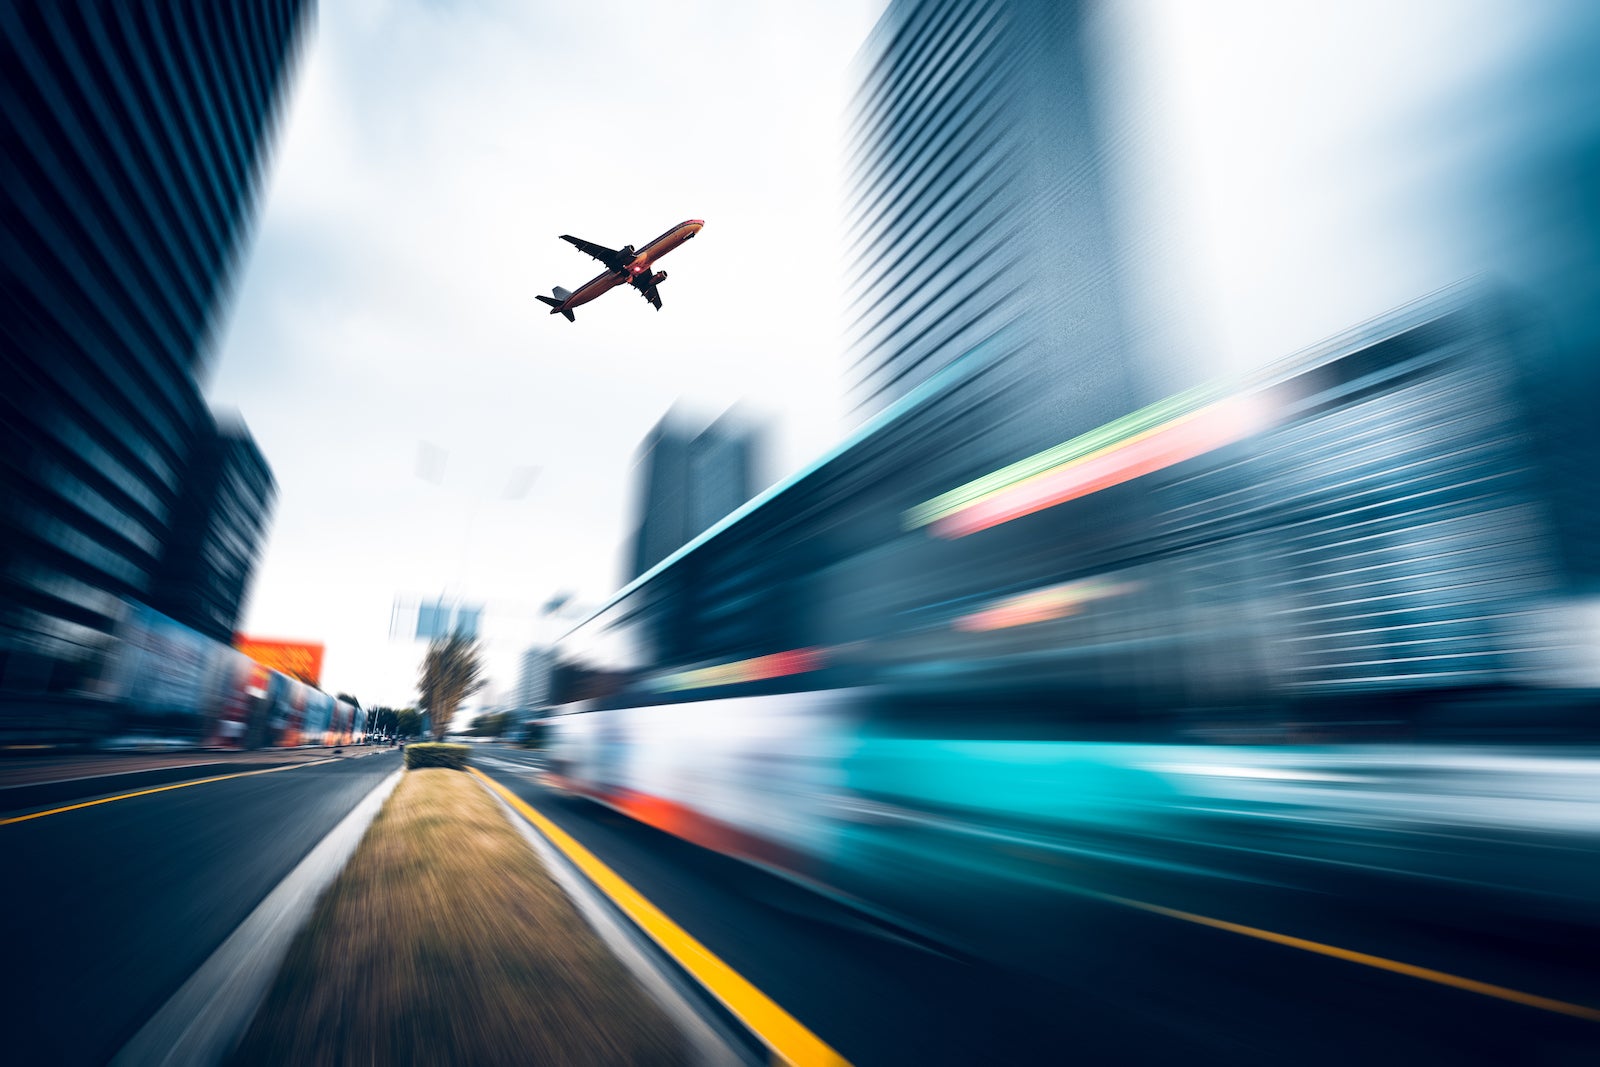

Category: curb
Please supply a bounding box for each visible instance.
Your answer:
[474,772,759,1067]
[111,768,404,1066]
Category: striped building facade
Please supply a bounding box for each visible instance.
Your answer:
[844,0,1140,459]
[0,2,309,725]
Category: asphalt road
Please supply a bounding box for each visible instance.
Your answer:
[0,749,402,1066]
[473,746,1599,1066]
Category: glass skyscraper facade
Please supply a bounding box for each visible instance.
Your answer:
[628,410,760,584]
[845,0,1139,455]
[149,414,277,645]
[628,414,694,584]
[0,2,309,725]
[839,0,1586,702]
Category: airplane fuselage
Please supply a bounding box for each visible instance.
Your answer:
[558,219,703,312]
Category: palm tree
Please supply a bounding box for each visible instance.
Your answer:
[417,632,486,740]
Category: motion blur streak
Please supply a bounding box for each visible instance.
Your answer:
[543,281,1600,1052]
[902,386,1222,530]
[952,578,1140,632]
[914,392,1275,537]
[472,769,853,1067]
[1,3,308,748]
[5,0,1600,1059]
[653,647,830,694]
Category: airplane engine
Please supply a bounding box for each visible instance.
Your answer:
[651,271,667,285]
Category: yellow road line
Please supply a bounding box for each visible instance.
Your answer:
[1103,894,1600,1024]
[1,759,337,826]
[477,767,1599,1035]
[470,767,851,1067]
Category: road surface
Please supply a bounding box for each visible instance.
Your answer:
[474,745,1598,1066]
[1,748,400,1065]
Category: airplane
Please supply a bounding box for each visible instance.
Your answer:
[536,219,704,322]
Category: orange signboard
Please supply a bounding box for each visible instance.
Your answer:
[234,635,325,686]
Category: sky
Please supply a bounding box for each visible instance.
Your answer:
[205,0,1593,710]
[207,0,888,707]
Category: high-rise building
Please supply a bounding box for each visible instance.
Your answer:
[408,598,482,641]
[845,0,1140,454]
[149,414,276,645]
[628,412,693,582]
[0,3,310,722]
[688,410,760,539]
[516,645,554,710]
[627,409,759,583]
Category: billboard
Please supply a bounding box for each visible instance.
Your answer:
[393,596,483,641]
[234,635,325,686]
[417,600,448,641]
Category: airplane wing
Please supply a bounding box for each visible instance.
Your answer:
[630,273,663,310]
[560,235,627,271]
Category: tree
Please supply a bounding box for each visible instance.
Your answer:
[368,706,399,737]
[394,707,421,738]
[469,710,511,737]
[417,632,486,740]
[336,692,362,710]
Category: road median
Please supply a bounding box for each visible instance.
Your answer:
[232,764,689,1065]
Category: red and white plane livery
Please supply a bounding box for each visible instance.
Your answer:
[537,219,704,322]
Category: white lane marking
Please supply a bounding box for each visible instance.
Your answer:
[111,768,404,1067]
[474,753,547,775]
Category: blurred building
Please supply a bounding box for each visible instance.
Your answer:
[149,414,276,644]
[516,645,554,711]
[628,409,760,582]
[0,3,310,726]
[416,600,448,641]
[409,598,482,641]
[1147,290,1564,713]
[1458,11,1600,593]
[689,410,760,538]
[845,0,1141,454]
[629,414,693,582]
[389,596,486,642]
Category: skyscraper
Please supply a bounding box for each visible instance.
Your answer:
[628,409,760,583]
[845,0,1139,453]
[0,3,310,726]
[688,410,760,540]
[149,414,276,645]
[516,645,554,711]
[628,412,694,583]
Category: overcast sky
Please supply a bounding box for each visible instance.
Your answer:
[208,0,888,707]
[206,0,1589,709]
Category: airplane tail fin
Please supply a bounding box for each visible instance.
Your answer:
[536,288,576,322]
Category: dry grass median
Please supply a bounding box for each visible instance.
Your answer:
[232,768,688,1066]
